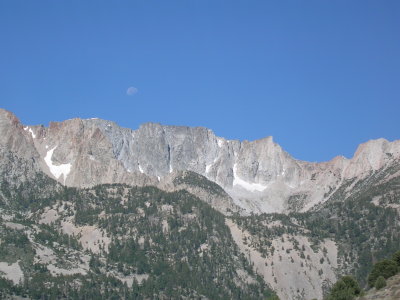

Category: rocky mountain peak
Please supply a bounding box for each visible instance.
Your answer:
[1,109,400,300]
[1,110,399,215]
[0,108,22,128]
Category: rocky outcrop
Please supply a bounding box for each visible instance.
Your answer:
[0,109,42,187]
[26,118,156,188]
[1,108,400,300]
[1,108,399,215]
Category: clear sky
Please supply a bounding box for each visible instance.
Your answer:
[1,1,399,162]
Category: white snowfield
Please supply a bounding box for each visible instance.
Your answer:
[217,138,224,148]
[44,146,72,183]
[29,128,36,138]
[138,164,144,173]
[233,163,267,192]
[23,126,36,138]
[205,157,218,174]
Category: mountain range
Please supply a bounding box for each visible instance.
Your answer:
[0,108,399,300]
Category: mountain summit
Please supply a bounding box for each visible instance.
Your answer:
[1,108,399,215]
[1,108,400,300]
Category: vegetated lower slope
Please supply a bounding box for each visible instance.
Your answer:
[0,172,275,299]
[1,159,400,300]
[229,163,400,299]
[324,249,400,300]
[357,273,400,300]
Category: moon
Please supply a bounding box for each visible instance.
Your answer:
[126,86,138,96]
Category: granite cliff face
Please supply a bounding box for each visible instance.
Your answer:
[1,108,400,300]
[0,109,42,188]
[1,108,400,215]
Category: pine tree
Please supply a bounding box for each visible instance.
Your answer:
[374,276,386,290]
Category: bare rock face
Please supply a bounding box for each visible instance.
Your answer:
[1,108,400,215]
[86,118,400,214]
[28,118,156,188]
[2,108,400,300]
[0,109,42,186]
[0,109,40,162]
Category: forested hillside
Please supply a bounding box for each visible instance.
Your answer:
[0,178,275,299]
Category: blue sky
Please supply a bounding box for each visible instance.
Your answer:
[1,1,399,162]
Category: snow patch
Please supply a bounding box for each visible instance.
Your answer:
[44,147,72,184]
[28,128,36,138]
[233,164,267,192]
[138,164,144,174]
[217,139,224,148]
[24,126,36,138]
[206,157,218,173]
